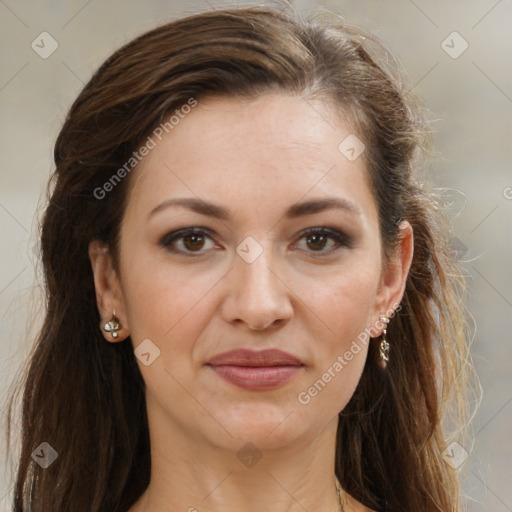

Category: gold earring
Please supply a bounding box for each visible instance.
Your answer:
[103,310,121,339]
[378,316,390,369]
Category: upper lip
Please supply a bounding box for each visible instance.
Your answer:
[207,349,303,367]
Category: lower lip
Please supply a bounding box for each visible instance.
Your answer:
[208,365,303,390]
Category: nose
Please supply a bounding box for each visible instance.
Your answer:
[220,243,294,331]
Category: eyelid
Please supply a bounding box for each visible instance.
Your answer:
[159,226,218,256]
[159,225,353,256]
[292,226,354,253]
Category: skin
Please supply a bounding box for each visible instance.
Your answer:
[89,93,413,512]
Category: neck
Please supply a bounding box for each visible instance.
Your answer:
[129,404,347,512]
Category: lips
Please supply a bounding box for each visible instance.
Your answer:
[208,348,303,367]
[207,349,304,390]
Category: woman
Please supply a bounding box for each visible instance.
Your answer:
[6,5,471,512]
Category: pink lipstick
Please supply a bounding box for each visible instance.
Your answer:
[207,349,304,390]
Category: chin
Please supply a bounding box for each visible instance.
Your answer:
[214,402,317,451]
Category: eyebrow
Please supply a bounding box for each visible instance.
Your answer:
[147,196,361,222]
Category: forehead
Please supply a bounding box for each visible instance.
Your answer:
[124,93,376,224]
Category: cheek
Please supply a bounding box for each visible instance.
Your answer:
[293,261,380,343]
[120,258,221,407]
[292,261,379,401]
[294,290,375,415]
[119,245,222,350]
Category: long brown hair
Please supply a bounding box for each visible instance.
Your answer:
[5,6,473,511]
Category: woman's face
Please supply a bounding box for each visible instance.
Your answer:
[93,93,410,453]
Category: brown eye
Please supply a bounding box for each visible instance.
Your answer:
[294,227,352,255]
[160,228,216,255]
[305,233,329,251]
[182,233,206,252]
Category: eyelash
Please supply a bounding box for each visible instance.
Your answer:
[159,226,353,257]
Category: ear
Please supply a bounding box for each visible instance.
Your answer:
[88,240,129,342]
[371,221,414,330]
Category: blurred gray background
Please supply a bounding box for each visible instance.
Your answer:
[0,1,510,510]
